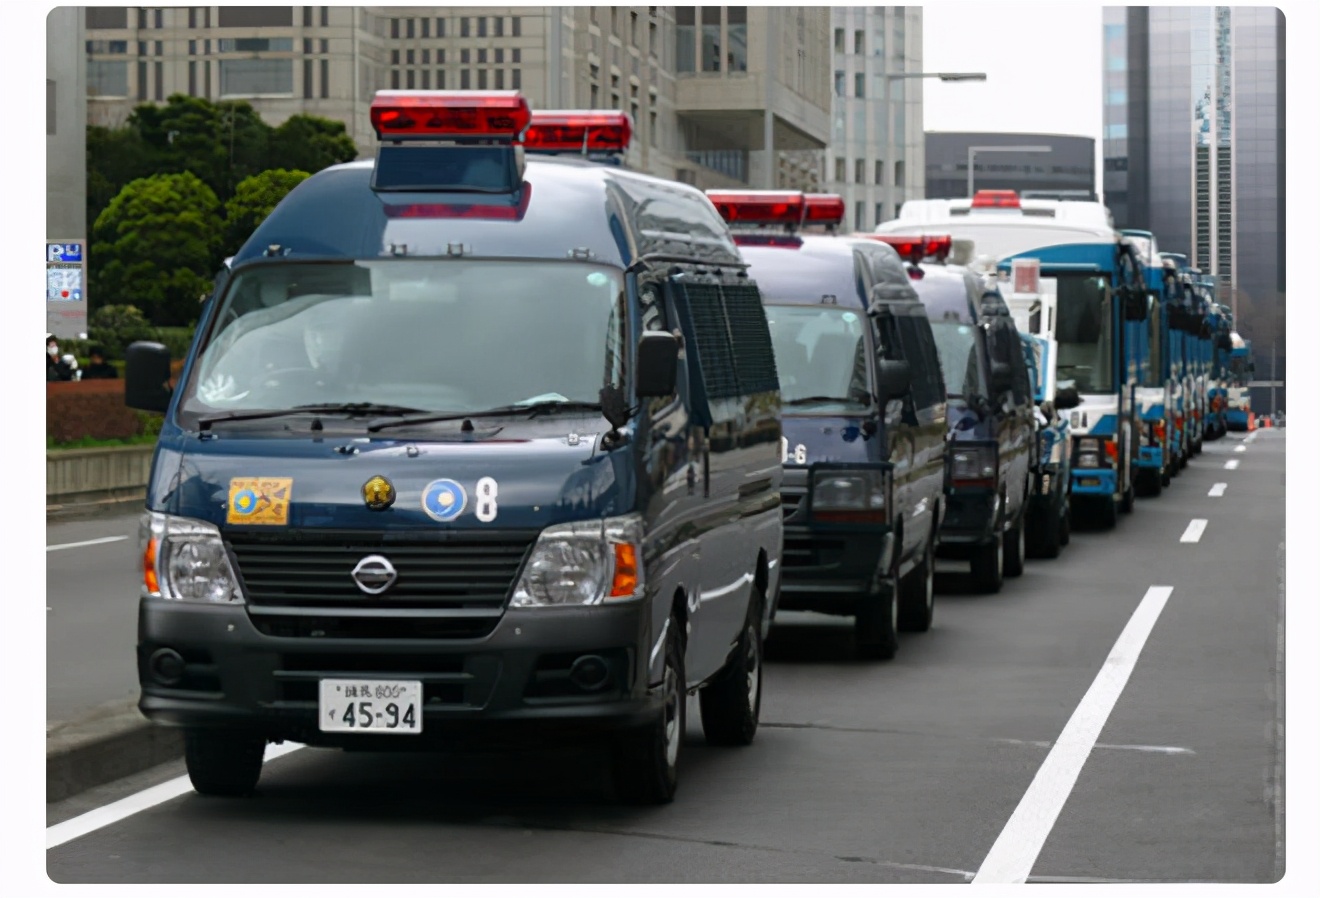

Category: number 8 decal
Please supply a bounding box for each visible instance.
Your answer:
[475,477,499,522]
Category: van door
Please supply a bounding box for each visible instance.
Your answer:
[891,307,949,560]
[989,321,1032,520]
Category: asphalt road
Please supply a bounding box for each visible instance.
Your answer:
[45,430,1287,884]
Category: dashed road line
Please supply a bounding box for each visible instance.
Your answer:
[1180,519,1208,544]
[1208,483,1227,497]
[46,535,128,552]
[1234,445,1246,453]
[972,585,1174,884]
[1225,459,1240,470]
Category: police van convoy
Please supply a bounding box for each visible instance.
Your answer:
[124,90,784,805]
[867,235,1038,593]
[705,191,946,659]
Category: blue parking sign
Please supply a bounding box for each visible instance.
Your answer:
[47,243,83,263]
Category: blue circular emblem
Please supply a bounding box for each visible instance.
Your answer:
[422,479,468,522]
[232,489,258,516]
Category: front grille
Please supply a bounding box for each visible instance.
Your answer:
[227,529,537,611]
[782,485,806,521]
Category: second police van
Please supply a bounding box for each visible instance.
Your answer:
[707,191,947,659]
[122,91,783,805]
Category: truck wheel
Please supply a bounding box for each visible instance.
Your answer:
[1058,495,1071,547]
[855,576,899,660]
[613,611,684,804]
[1097,495,1119,529]
[1004,511,1026,577]
[1036,495,1063,559]
[897,535,935,633]
[1137,468,1162,498]
[1120,480,1135,514]
[699,588,764,747]
[184,730,266,797]
[969,527,1004,594]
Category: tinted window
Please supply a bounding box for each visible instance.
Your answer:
[894,310,946,412]
[680,282,778,400]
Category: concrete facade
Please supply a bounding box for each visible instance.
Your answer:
[83,6,832,191]
[821,6,925,232]
[924,132,1096,201]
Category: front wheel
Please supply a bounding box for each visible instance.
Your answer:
[1004,510,1027,577]
[184,730,266,797]
[699,590,764,746]
[970,524,1004,594]
[855,577,899,660]
[613,611,685,804]
[897,534,935,633]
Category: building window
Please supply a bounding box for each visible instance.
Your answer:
[512,68,521,90]
[461,49,470,64]
[461,17,470,38]
[406,17,415,39]
[494,16,504,37]
[407,50,415,65]
[875,160,884,185]
[512,48,520,64]
[834,157,846,183]
[478,17,487,37]
[495,68,504,89]
[512,17,520,37]
[437,69,446,89]
[421,69,430,89]
[834,70,844,96]
[390,69,400,89]
[478,68,487,89]
[320,58,328,98]
[875,202,885,225]
[438,49,446,64]
[461,69,471,89]
[321,7,328,27]
[218,38,294,53]
[590,83,599,107]
[701,7,720,72]
[437,18,446,38]
[676,8,696,73]
[855,202,865,231]
[423,49,431,65]
[303,59,313,98]
[219,59,294,97]
[834,28,844,52]
[192,7,199,29]
[856,159,866,184]
[727,7,747,72]
[477,48,486,64]
[895,160,905,187]
[494,48,502,64]
[855,30,864,54]
[406,70,415,89]
[137,60,147,100]
[630,11,639,44]
[391,18,399,39]
[391,50,400,65]
[154,8,163,28]
[855,73,865,98]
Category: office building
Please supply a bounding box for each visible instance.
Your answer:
[924,132,1096,201]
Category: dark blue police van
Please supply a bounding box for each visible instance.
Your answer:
[123,92,783,805]
[878,236,1036,594]
[708,192,947,659]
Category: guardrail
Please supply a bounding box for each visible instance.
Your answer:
[47,444,154,508]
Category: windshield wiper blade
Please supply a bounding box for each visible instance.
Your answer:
[197,403,427,432]
[366,400,603,433]
[784,395,862,407]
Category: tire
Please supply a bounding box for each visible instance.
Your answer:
[699,589,764,747]
[1003,510,1026,577]
[1161,465,1172,488]
[1120,479,1135,514]
[969,523,1004,594]
[855,575,899,660]
[1136,467,1162,498]
[897,534,935,633]
[1033,496,1063,559]
[1193,437,1203,456]
[1096,495,1118,530]
[1059,498,1071,547]
[613,611,685,804]
[184,730,266,797]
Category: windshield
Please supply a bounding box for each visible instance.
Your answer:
[929,320,986,400]
[1144,302,1163,387]
[764,305,871,411]
[181,260,626,418]
[1053,273,1113,394]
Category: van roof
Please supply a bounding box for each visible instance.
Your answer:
[737,234,917,309]
[231,155,745,270]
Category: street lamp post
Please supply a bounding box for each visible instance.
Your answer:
[966,145,1052,197]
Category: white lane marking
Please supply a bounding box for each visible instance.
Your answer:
[1180,519,1208,544]
[996,738,1193,755]
[1225,459,1240,470]
[46,535,129,553]
[972,585,1174,884]
[1208,483,1228,497]
[1245,431,1259,444]
[46,742,304,850]
[1234,445,1246,453]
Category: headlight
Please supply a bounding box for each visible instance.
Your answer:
[510,515,644,608]
[140,512,243,603]
[1078,438,1100,453]
[950,444,997,486]
[810,467,889,523]
[1077,452,1101,468]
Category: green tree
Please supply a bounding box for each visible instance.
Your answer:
[130,95,271,202]
[90,172,223,326]
[86,125,161,234]
[269,114,359,175]
[224,168,311,254]
[87,304,156,359]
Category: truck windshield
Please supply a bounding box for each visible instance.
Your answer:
[764,305,871,411]
[180,260,626,418]
[929,321,986,400]
[1053,273,1113,394]
[1144,303,1163,387]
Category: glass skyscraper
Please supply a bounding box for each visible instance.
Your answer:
[1103,7,1284,412]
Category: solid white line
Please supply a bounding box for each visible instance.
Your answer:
[1208,483,1228,497]
[46,535,128,553]
[1234,445,1246,453]
[1225,459,1240,470]
[46,742,304,850]
[1180,519,1208,544]
[972,586,1174,884]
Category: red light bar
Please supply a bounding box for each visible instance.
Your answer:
[923,234,953,261]
[523,111,632,152]
[370,90,531,139]
[971,189,1020,209]
[866,234,927,263]
[803,194,846,225]
[706,191,806,226]
[382,183,533,221]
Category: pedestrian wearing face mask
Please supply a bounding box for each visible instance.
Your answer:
[46,334,74,382]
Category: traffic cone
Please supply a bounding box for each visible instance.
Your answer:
[1248,412,1256,431]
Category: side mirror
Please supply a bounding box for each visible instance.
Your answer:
[990,361,1013,395]
[635,331,680,398]
[1054,385,1082,411]
[124,341,173,413]
[876,359,912,401]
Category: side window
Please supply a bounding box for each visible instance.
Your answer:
[1005,329,1031,406]
[894,311,944,413]
[721,283,779,395]
[681,281,740,400]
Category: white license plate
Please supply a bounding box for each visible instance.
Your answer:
[318,679,423,734]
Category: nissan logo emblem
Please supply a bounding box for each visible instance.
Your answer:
[351,554,397,595]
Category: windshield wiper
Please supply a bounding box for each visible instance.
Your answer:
[784,395,867,407]
[197,402,426,432]
[366,399,603,433]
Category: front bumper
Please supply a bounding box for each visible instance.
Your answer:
[1071,467,1116,496]
[1137,446,1164,469]
[777,522,894,616]
[137,598,662,748]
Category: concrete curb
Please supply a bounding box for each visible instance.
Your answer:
[47,698,184,803]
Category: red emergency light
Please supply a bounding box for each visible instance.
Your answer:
[971,189,1021,209]
[382,183,533,221]
[866,234,927,263]
[523,111,632,152]
[803,194,846,226]
[369,90,532,139]
[923,234,953,261]
[706,191,806,227]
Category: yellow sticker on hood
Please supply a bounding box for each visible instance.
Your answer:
[227,477,293,525]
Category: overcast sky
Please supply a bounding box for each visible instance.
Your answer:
[921,2,1104,140]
